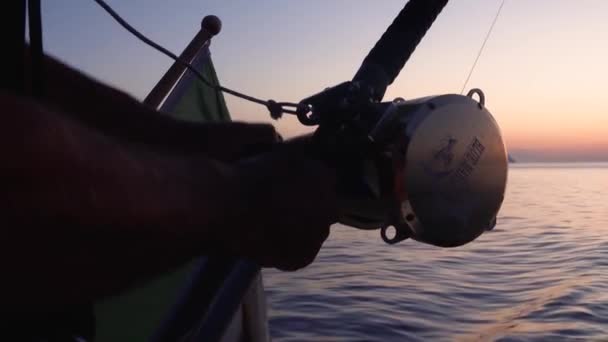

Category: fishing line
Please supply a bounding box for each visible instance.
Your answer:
[92,0,306,118]
[460,0,506,94]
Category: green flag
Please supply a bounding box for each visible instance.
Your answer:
[162,48,231,123]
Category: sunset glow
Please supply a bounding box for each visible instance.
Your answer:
[42,0,608,161]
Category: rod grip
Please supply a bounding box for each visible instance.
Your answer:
[353,0,449,100]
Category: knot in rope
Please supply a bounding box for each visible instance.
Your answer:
[266,100,283,120]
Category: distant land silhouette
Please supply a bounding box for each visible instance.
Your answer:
[507,148,608,163]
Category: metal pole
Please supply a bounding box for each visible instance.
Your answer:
[143,15,222,109]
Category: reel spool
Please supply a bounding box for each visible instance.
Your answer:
[332,89,508,247]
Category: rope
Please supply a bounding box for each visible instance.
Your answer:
[460,0,506,94]
[92,0,306,119]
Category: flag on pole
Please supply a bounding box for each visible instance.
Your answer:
[160,45,231,123]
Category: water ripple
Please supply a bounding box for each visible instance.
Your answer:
[264,164,608,340]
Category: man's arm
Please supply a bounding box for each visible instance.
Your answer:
[28,51,278,161]
[1,91,336,310]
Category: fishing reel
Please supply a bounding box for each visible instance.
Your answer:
[298,82,507,247]
[281,0,509,248]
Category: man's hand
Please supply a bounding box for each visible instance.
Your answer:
[221,140,338,271]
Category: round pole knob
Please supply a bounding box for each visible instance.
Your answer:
[202,15,222,36]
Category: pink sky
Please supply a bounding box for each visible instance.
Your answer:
[43,0,608,161]
[216,1,608,162]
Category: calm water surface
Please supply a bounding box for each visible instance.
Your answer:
[263,163,608,341]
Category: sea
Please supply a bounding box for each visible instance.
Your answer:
[263,163,608,341]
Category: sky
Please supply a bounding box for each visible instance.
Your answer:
[41,0,608,162]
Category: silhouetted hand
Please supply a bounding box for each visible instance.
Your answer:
[226,138,338,271]
[196,122,283,162]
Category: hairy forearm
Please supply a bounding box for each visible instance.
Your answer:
[27,51,276,160]
[1,92,236,308]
